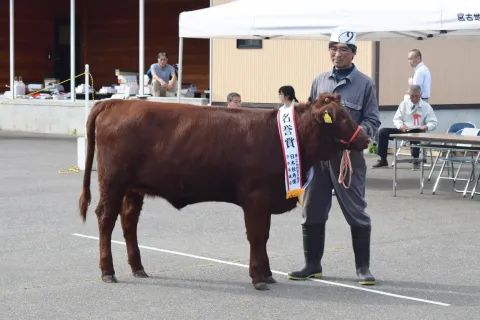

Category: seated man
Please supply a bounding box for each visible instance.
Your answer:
[150,52,177,97]
[372,85,438,170]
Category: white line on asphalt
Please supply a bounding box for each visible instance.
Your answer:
[72,233,450,307]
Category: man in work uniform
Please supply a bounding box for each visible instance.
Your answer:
[288,29,381,285]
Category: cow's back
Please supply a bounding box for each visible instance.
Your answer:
[94,100,291,210]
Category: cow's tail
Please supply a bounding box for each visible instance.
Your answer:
[79,100,108,223]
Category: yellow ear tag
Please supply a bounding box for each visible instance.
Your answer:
[324,111,332,123]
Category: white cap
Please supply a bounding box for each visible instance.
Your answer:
[330,28,356,45]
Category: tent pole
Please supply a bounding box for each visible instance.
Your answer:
[208,0,213,105]
[177,37,183,102]
[85,64,89,136]
[9,0,14,98]
[78,64,92,172]
[70,0,75,101]
[208,39,212,105]
[77,63,90,171]
[139,0,144,95]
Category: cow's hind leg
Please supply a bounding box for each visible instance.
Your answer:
[120,190,148,278]
[244,203,273,290]
[95,189,124,283]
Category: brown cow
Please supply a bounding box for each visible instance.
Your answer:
[78,93,370,291]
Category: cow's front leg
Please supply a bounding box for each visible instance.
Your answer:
[121,191,148,278]
[262,214,276,285]
[244,203,273,290]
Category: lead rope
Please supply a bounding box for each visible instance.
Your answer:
[338,150,353,188]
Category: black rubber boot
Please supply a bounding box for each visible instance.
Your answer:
[287,223,325,280]
[351,225,376,285]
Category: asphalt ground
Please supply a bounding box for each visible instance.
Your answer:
[1,131,479,320]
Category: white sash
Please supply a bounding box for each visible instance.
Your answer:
[279,100,295,111]
[277,106,311,204]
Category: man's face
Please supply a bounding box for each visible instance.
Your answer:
[329,43,355,70]
[227,96,241,108]
[407,52,420,68]
[409,91,421,104]
[158,56,168,67]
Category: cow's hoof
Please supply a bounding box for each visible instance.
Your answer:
[102,275,118,283]
[253,282,269,290]
[266,276,277,284]
[133,270,149,278]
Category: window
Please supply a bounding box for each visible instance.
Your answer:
[236,39,262,49]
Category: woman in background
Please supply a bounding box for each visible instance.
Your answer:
[278,85,299,110]
[278,85,337,196]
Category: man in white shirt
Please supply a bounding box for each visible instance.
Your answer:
[408,49,431,102]
[372,85,438,170]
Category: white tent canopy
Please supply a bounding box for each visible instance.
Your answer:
[177,0,480,102]
[179,0,480,40]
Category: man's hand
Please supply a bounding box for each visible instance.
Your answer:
[158,79,167,88]
[421,126,428,132]
[400,125,408,132]
[167,83,173,89]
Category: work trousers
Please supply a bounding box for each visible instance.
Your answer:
[301,150,370,228]
[376,128,424,159]
[151,79,177,97]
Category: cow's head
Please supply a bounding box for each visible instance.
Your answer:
[310,93,370,152]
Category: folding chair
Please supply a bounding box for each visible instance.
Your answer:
[468,159,480,199]
[391,138,434,168]
[467,133,480,199]
[427,122,476,181]
[432,127,480,197]
[391,127,435,168]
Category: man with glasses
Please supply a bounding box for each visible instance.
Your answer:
[407,49,431,103]
[287,28,380,285]
[226,92,242,108]
[372,84,438,170]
